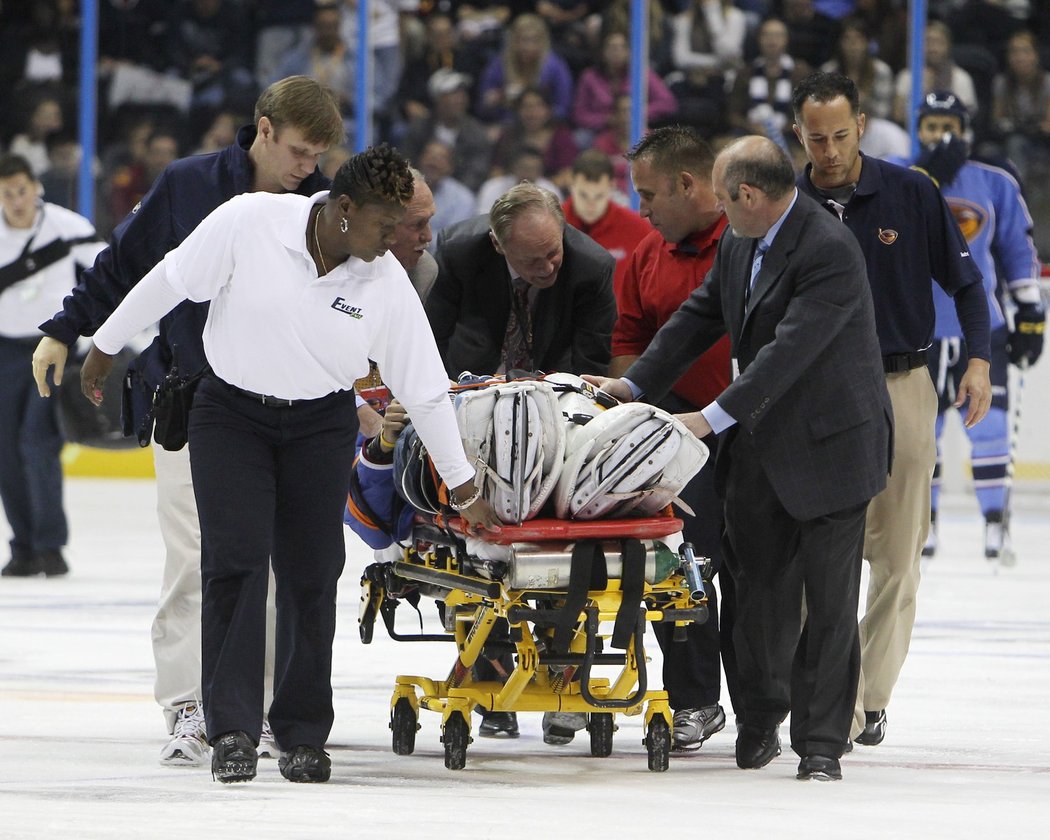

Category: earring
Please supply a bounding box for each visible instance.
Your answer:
[340,217,349,234]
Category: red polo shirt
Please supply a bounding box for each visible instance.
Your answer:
[562,197,654,299]
[612,216,732,409]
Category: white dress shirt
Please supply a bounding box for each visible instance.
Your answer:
[0,201,104,339]
[93,190,475,488]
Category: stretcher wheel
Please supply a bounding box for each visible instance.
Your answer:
[391,698,418,755]
[443,712,470,770]
[646,716,671,772]
[588,713,614,757]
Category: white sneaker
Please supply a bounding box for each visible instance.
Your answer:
[159,702,208,767]
[672,704,726,751]
[258,720,277,759]
[542,711,588,745]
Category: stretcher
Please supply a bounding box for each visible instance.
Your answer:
[358,512,712,771]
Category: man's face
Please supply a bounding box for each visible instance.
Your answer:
[630,157,718,244]
[344,200,405,262]
[793,95,865,190]
[390,180,436,269]
[0,172,41,229]
[711,159,757,239]
[419,143,453,186]
[493,210,564,289]
[918,114,964,147]
[146,136,178,179]
[569,174,612,225]
[255,118,330,193]
[758,20,788,60]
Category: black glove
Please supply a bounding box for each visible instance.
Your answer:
[1008,303,1046,367]
[916,133,969,187]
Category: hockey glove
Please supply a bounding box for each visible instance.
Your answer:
[1008,303,1046,367]
[916,133,969,188]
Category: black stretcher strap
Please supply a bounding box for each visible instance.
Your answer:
[552,539,607,654]
[611,538,646,650]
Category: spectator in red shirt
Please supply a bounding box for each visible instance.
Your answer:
[610,125,735,754]
[561,150,651,299]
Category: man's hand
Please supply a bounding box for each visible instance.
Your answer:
[1008,303,1045,367]
[31,337,70,398]
[357,402,385,439]
[677,411,713,440]
[80,344,116,406]
[380,400,409,443]
[580,374,632,404]
[955,358,992,428]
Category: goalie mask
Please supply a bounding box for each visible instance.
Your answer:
[392,423,445,516]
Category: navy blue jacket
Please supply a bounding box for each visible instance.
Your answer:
[39,126,330,436]
[797,154,990,361]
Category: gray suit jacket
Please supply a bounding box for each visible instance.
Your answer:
[427,214,616,378]
[627,191,893,521]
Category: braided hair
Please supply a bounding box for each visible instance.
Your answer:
[331,143,414,208]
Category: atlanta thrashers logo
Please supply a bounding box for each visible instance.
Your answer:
[878,229,898,245]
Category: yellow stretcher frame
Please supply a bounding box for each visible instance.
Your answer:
[373,519,709,772]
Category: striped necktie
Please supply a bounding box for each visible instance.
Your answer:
[745,240,769,306]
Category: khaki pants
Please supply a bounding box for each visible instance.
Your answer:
[152,443,276,734]
[853,367,937,736]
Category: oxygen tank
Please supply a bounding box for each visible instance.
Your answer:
[497,540,680,590]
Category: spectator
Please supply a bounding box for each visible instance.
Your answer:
[192,110,241,155]
[474,146,561,214]
[821,17,894,120]
[852,0,908,73]
[491,88,579,192]
[164,0,257,123]
[418,140,476,244]
[9,95,64,177]
[892,21,977,125]
[476,13,574,124]
[670,0,746,78]
[451,0,516,77]
[780,0,840,76]
[402,69,493,192]
[107,129,180,227]
[573,30,678,137]
[535,0,596,75]
[253,0,316,89]
[38,133,95,213]
[561,150,652,298]
[729,18,803,144]
[395,14,477,126]
[990,29,1050,181]
[601,0,673,75]
[274,3,356,124]
[593,94,633,196]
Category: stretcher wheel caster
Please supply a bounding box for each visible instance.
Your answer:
[588,713,614,757]
[443,712,471,770]
[391,698,419,755]
[646,716,671,772]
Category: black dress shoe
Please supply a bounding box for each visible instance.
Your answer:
[735,724,781,769]
[797,754,842,781]
[1,548,41,577]
[855,709,887,746]
[279,745,331,782]
[478,711,519,738]
[211,731,258,783]
[38,550,69,577]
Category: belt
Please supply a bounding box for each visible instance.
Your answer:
[882,351,927,374]
[225,382,300,407]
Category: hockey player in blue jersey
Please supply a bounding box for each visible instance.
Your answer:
[907,91,1045,561]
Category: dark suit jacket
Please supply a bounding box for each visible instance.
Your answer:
[627,191,893,522]
[427,214,617,378]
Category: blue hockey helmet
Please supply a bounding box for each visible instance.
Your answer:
[918,90,970,134]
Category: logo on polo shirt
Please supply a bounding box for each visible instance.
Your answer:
[331,296,363,319]
[878,229,898,245]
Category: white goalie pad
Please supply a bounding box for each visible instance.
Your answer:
[453,380,565,524]
[553,403,710,520]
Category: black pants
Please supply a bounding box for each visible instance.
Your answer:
[189,375,358,750]
[722,430,865,760]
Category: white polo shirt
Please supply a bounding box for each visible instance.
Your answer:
[94,190,475,489]
[0,202,104,339]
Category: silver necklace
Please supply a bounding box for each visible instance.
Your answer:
[313,206,329,275]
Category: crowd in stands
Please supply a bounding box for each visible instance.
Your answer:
[1,0,1049,252]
